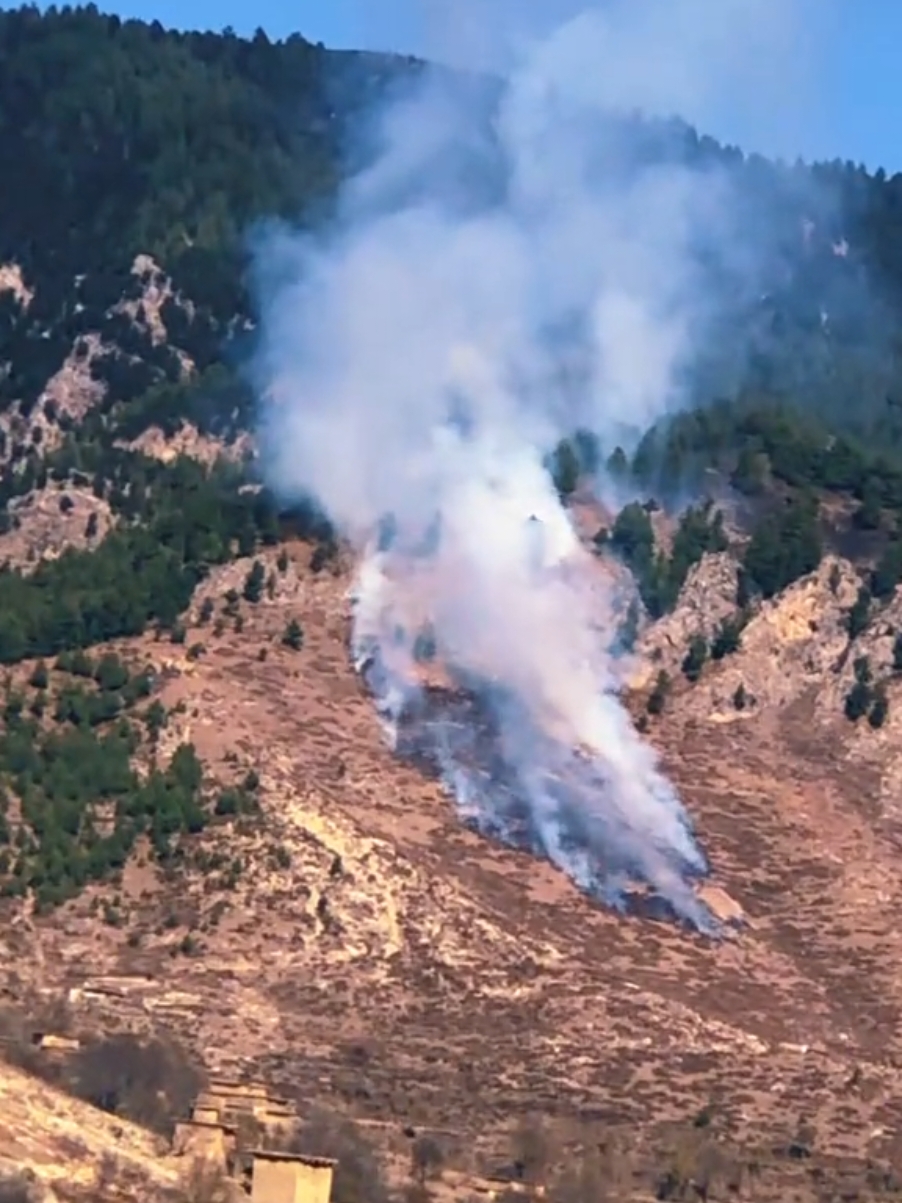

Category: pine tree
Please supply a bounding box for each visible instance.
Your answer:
[682,635,708,683]
[647,670,671,716]
[282,619,303,651]
[242,560,265,604]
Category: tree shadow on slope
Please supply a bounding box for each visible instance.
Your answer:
[64,1032,203,1138]
[288,1107,390,1203]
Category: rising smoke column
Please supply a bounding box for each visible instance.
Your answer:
[252,0,829,932]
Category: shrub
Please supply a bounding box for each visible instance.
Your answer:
[844,681,871,722]
[70,650,93,678]
[310,542,337,574]
[242,560,265,603]
[66,1033,203,1137]
[646,670,670,716]
[291,1110,389,1203]
[411,1135,445,1184]
[282,619,303,651]
[846,585,872,639]
[711,615,745,660]
[869,688,889,729]
[28,661,48,690]
[94,652,129,692]
[509,1114,557,1185]
[215,787,253,816]
[681,635,708,683]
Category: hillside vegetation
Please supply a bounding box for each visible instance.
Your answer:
[5,10,902,1200]
[0,5,899,896]
[0,0,899,909]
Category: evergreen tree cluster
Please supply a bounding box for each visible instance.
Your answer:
[3,4,902,466]
[607,500,727,618]
[0,438,332,664]
[843,655,889,729]
[0,4,418,423]
[0,649,258,911]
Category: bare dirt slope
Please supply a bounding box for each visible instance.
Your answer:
[4,536,902,1188]
[0,1058,179,1200]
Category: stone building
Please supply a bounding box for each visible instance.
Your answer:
[172,1080,336,1203]
[242,1150,336,1203]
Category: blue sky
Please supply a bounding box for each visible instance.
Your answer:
[95,0,900,171]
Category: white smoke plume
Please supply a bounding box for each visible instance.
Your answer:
[252,0,831,933]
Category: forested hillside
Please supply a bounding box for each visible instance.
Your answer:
[3,3,902,656]
[0,5,900,435]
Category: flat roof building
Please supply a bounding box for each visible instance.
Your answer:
[248,1150,336,1203]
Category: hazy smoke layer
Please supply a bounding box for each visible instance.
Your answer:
[253,0,826,933]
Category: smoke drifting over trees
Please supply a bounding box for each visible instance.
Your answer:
[251,0,848,929]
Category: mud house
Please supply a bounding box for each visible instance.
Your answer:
[171,1118,237,1171]
[173,1083,337,1203]
[193,1078,298,1135]
[243,1150,336,1203]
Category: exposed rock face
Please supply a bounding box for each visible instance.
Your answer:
[0,261,33,309]
[4,485,114,572]
[0,332,107,467]
[38,333,107,423]
[123,253,177,347]
[695,555,861,717]
[635,551,741,685]
[127,422,254,467]
[628,552,866,715]
[628,545,902,810]
[118,253,194,376]
[0,250,204,473]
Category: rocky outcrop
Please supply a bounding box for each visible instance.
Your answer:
[634,551,740,685]
[2,485,114,572]
[38,333,106,422]
[0,251,203,471]
[127,422,254,467]
[118,253,194,376]
[690,555,861,717]
[0,262,33,309]
[631,548,902,805]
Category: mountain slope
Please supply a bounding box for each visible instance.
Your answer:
[4,8,902,1202]
[0,1056,179,1199]
[6,539,902,1152]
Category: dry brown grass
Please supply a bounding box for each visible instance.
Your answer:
[0,537,901,1199]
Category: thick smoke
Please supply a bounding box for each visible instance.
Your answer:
[252,0,829,933]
